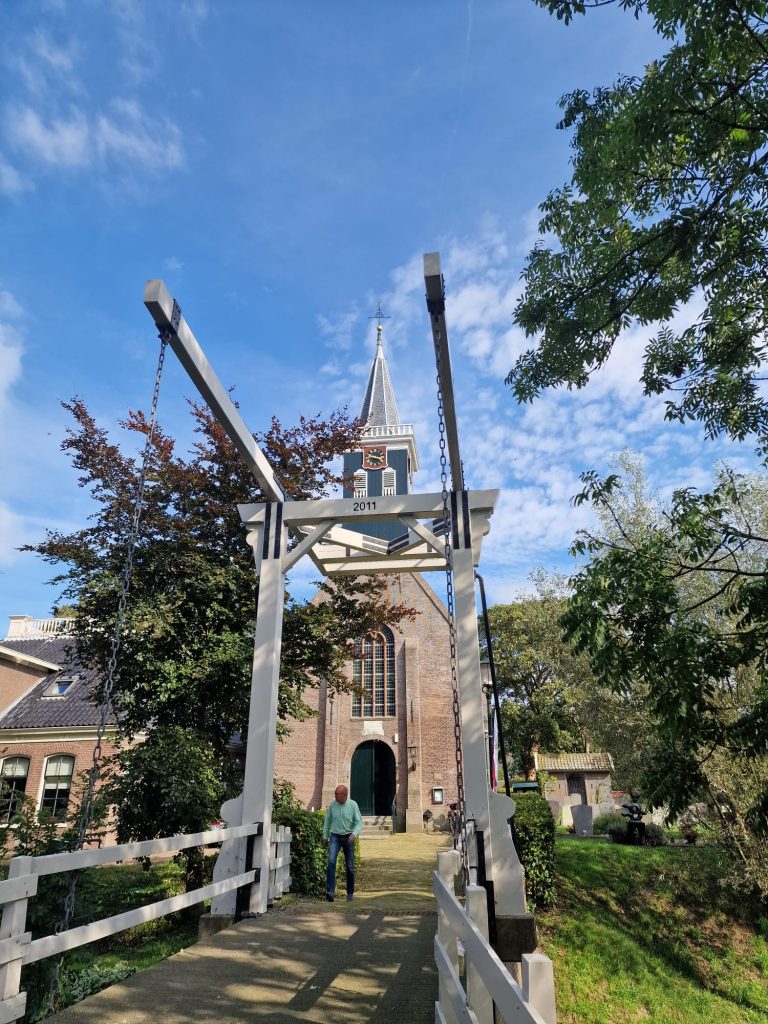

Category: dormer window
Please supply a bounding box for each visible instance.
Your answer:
[353,469,367,499]
[382,468,396,496]
[43,676,75,698]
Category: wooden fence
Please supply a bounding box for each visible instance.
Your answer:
[434,849,556,1024]
[0,820,292,1024]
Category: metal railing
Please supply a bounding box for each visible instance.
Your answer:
[0,821,291,1023]
[433,849,556,1024]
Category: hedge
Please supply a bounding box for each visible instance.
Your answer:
[272,807,362,897]
[513,792,556,910]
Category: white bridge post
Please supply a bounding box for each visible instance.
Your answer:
[452,535,493,882]
[240,504,287,915]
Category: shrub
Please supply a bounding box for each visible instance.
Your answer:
[593,811,626,836]
[607,820,628,844]
[272,807,361,897]
[643,823,669,847]
[513,793,556,909]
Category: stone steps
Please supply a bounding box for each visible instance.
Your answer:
[360,815,392,839]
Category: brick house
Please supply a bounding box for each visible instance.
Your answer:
[274,324,459,832]
[0,616,119,832]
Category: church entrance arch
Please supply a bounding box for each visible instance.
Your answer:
[350,741,395,816]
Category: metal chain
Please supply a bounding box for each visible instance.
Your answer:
[433,316,469,881]
[48,330,169,1013]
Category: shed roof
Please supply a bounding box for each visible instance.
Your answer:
[538,752,614,773]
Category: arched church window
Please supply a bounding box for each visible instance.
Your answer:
[382,468,396,496]
[353,469,367,498]
[352,627,395,718]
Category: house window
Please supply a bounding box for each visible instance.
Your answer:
[0,757,30,824]
[40,755,75,821]
[382,468,396,496]
[352,627,395,718]
[43,676,75,697]
[353,469,367,498]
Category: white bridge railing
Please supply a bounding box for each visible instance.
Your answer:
[434,850,556,1024]
[0,821,292,1023]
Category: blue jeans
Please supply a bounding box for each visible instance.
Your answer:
[327,833,355,896]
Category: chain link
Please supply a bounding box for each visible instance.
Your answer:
[48,331,169,1013]
[433,316,469,881]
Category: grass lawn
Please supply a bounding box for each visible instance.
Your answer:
[537,837,768,1023]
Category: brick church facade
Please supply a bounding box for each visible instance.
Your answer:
[274,321,459,831]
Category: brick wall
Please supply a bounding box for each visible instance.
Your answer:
[0,660,45,716]
[0,737,119,842]
[275,573,461,829]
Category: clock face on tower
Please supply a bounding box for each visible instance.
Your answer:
[362,445,387,470]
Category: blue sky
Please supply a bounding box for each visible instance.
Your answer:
[0,1,755,630]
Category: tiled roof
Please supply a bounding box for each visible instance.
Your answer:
[0,638,114,729]
[359,333,400,427]
[538,752,614,772]
[0,635,73,665]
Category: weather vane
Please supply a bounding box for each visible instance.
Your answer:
[368,302,391,329]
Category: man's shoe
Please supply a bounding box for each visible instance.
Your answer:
[346,894,354,902]
[326,893,335,902]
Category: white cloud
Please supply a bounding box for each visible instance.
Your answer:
[0,322,24,412]
[0,501,28,566]
[0,292,23,319]
[14,30,81,98]
[0,157,28,196]
[317,308,361,352]
[5,99,184,174]
[163,256,184,272]
[96,99,184,171]
[7,105,90,166]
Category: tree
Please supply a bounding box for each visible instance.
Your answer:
[26,398,415,833]
[507,0,768,890]
[481,572,587,780]
[565,456,768,896]
[511,1,768,450]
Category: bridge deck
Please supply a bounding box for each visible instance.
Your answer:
[50,834,449,1024]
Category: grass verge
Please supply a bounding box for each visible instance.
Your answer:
[537,837,768,1023]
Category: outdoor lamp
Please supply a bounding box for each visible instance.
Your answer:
[479,658,491,692]
[408,742,418,771]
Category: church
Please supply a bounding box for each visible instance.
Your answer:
[274,320,459,832]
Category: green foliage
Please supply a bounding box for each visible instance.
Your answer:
[513,793,556,909]
[56,962,136,1016]
[606,820,628,844]
[25,399,415,749]
[272,805,361,896]
[592,811,626,835]
[514,2,768,450]
[271,807,326,896]
[513,0,768,890]
[483,571,593,780]
[105,727,226,892]
[643,822,669,847]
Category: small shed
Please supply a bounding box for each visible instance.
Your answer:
[535,752,614,808]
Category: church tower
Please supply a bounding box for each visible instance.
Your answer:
[342,312,419,541]
[275,308,457,834]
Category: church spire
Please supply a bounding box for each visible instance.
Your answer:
[359,310,400,428]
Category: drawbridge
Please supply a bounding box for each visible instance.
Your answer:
[0,254,557,1024]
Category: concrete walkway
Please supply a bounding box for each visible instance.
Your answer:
[51,833,450,1024]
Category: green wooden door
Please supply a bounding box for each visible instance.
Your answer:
[351,742,374,815]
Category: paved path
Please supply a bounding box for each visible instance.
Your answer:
[51,833,450,1024]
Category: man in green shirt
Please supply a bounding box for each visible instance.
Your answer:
[323,784,363,902]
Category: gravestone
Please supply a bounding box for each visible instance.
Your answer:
[571,804,593,836]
